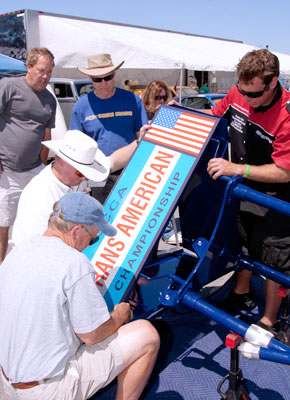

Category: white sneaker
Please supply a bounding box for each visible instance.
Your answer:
[165,232,182,245]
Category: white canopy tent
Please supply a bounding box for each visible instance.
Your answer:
[34,12,290,75]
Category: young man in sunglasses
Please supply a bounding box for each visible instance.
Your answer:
[206,49,290,334]
[69,53,148,203]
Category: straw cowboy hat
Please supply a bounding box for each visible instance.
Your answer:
[78,53,125,76]
[42,130,111,182]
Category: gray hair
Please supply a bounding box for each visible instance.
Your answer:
[48,201,94,234]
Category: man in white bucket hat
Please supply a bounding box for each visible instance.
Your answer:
[70,53,148,203]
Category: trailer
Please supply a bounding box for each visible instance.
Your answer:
[3,9,290,91]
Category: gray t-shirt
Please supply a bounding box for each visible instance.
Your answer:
[0,235,110,382]
[0,76,56,171]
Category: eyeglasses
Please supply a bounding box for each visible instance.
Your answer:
[74,169,85,178]
[236,78,272,98]
[82,225,100,245]
[91,73,114,83]
[155,95,168,101]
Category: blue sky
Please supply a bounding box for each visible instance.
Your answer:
[1,0,290,55]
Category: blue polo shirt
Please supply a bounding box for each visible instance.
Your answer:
[70,88,148,156]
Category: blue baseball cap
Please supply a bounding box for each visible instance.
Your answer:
[54,192,117,237]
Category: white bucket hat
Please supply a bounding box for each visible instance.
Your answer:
[42,130,111,182]
[78,53,124,76]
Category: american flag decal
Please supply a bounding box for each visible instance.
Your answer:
[145,107,216,156]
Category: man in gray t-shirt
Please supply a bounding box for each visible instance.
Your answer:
[0,192,159,400]
[0,47,56,264]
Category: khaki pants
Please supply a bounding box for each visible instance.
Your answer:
[1,334,123,400]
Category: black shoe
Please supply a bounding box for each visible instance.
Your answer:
[224,290,256,311]
[272,320,290,345]
[256,319,290,345]
[256,320,278,336]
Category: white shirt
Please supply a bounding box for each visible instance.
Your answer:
[0,235,109,382]
[12,164,88,245]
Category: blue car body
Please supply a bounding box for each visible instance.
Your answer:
[181,93,226,110]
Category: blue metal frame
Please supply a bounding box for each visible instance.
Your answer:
[138,127,290,366]
[157,173,290,364]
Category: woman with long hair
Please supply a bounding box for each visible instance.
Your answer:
[142,80,176,121]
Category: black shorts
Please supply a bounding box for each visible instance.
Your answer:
[238,210,290,274]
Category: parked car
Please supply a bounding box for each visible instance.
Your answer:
[170,86,199,100]
[49,78,93,127]
[181,93,226,110]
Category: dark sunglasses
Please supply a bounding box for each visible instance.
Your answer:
[82,225,101,245]
[236,76,273,98]
[91,73,114,83]
[89,235,100,246]
[155,95,168,101]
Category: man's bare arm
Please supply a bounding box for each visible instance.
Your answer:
[76,302,132,345]
[198,109,214,115]
[110,141,138,173]
[110,124,150,172]
[207,158,290,183]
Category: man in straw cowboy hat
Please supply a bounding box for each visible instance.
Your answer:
[70,53,148,203]
[11,128,145,247]
[0,192,160,400]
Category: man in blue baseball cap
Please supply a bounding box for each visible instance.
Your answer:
[0,192,159,400]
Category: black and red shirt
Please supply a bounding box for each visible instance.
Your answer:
[212,84,290,201]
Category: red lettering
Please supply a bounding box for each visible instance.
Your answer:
[121,206,142,226]
[107,237,125,251]
[117,223,135,237]
[95,261,113,275]
[150,163,169,175]
[130,196,148,211]
[135,186,153,201]
[155,150,174,164]
[144,172,161,184]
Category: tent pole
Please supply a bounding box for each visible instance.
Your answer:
[179,63,184,101]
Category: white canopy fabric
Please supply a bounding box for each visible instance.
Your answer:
[38,14,290,74]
